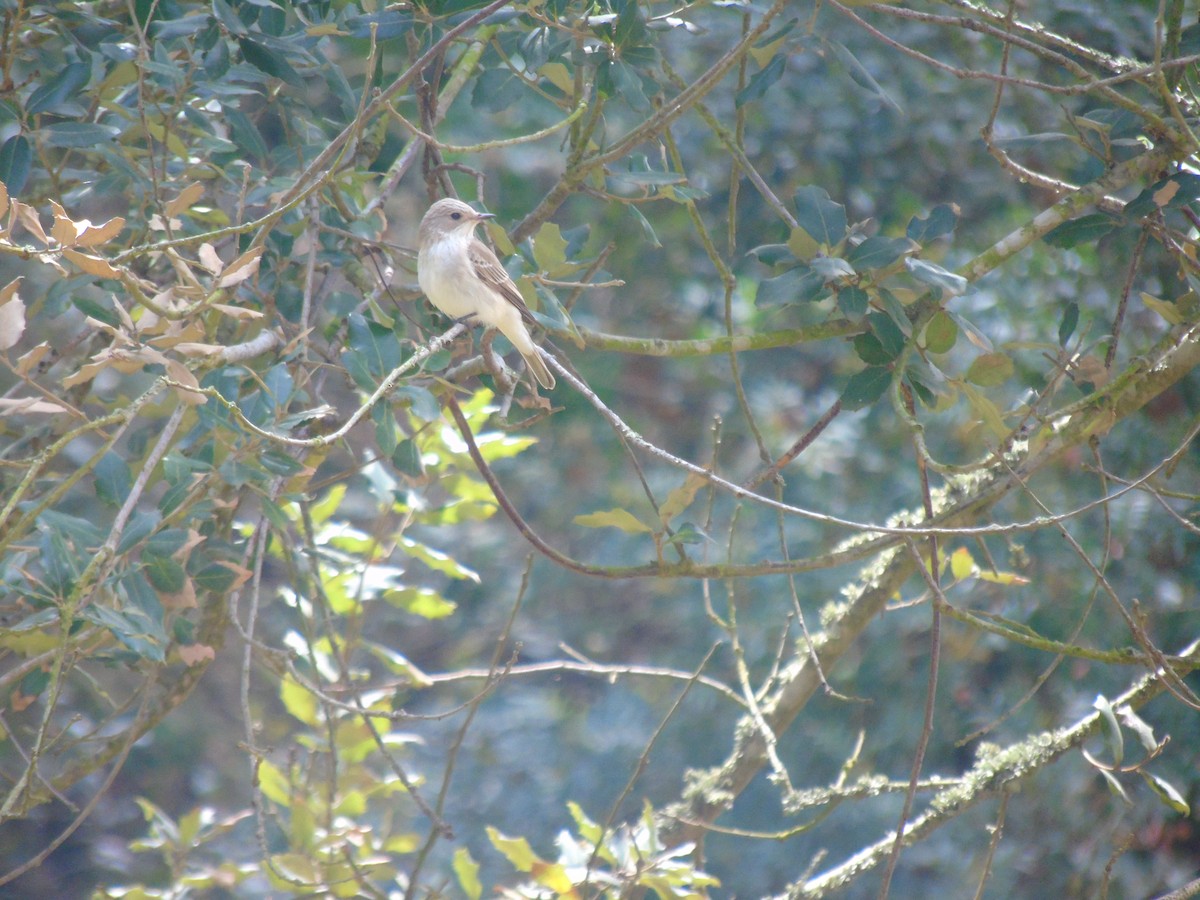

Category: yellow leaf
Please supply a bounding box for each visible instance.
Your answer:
[1139,292,1184,325]
[659,471,707,525]
[453,848,483,900]
[573,508,653,533]
[487,827,538,871]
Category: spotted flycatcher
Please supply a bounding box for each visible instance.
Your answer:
[417,198,555,390]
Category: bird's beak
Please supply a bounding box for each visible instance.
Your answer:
[476,212,495,220]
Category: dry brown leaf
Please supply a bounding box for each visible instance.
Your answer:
[164,182,204,217]
[211,303,264,320]
[74,216,125,247]
[49,200,77,246]
[15,342,50,376]
[164,358,207,405]
[14,202,49,245]
[217,246,262,288]
[197,243,222,275]
[177,643,216,666]
[0,295,26,351]
[62,248,120,279]
[0,397,70,415]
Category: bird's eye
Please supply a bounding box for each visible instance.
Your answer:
[450,212,461,220]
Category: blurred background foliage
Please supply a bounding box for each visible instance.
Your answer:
[0,0,1199,896]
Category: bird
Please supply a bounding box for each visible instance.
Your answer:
[417,198,555,390]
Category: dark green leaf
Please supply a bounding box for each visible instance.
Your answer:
[145,528,188,557]
[41,122,122,148]
[747,244,796,267]
[259,450,305,476]
[225,108,269,162]
[346,313,401,377]
[397,385,441,422]
[877,287,912,337]
[755,267,827,305]
[841,366,891,410]
[238,37,302,86]
[838,285,869,319]
[1043,213,1118,249]
[27,62,91,114]
[906,204,958,243]
[736,53,785,108]
[828,40,901,112]
[1124,173,1200,218]
[1058,301,1079,345]
[610,60,649,111]
[94,452,131,507]
[347,11,414,39]
[374,402,398,456]
[0,134,32,196]
[392,439,423,477]
[868,311,907,358]
[79,604,165,661]
[904,356,949,403]
[117,510,162,555]
[142,552,186,594]
[793,185,847,247]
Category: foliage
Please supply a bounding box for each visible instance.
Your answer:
[0,0,1199,897]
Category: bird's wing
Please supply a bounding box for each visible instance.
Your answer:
[468,239,539,324]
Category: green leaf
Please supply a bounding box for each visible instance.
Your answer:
[94,452,132,507]
[793,185,847,247]
[906,204,958,243]
[573,508,652,534]
[627,204,661,248]
[840,366,891,410]
[846,235,909,270]
[905,258,967,297]
[27,62,91,114]
[965,352,1014,387]
[396,385,441,422]
[1140,771,1190,815]
[1042,213,1118,249]
[924,310,958,353]
[532,221,569,273]
[736,53,785,107]
[960,383,1008,438]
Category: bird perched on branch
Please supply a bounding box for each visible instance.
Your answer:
[417,198,555,390]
